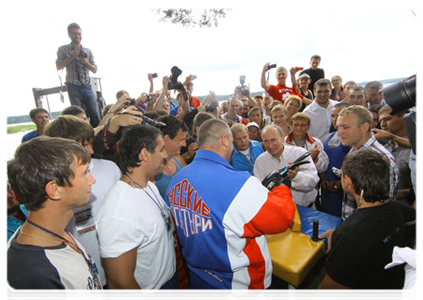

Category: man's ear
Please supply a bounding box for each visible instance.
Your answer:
[163,134,171,144]
[360,122,370,133]
[221,135,231,148]
[342,175,353,190]
[45,181,61,201]
[139,148,148,162]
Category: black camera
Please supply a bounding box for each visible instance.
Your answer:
[168,66,188,100]
[268,63,277,70]
[238,75,249,96]
[151,73,158,78]
[381,74,416,154]
[79,50,88,58]
[205,101,219,113]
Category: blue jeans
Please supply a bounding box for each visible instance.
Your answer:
[66,83,101,127]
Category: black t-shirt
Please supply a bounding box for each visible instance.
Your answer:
[300,68,325,94]
[326,201,416,289]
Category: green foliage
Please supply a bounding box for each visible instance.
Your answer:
[7,124,36,134]
[153,9,230,28]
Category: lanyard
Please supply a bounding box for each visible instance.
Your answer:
[26,220,99,276]
[124,175,172,232]
[235,148,256,168]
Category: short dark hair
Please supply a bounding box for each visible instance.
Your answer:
[67,23,81,33]
[116,90,128,100]
[193,112,215,129]
[365,81,383,91]
[333,102,350,109]
[369,104,384,114]
[342,149,390,203]
[344,80,357,87]
[62,105,86,116]
[314,78,332,90]
[350,85,367,98]
[45,115,94,145]
[143,111,160,120]
[29,108,48,120]
[157,115,187,139]
[7,136,89,211]
[119,125,163,174]
[311,54,321,61]
[156,110,169,117]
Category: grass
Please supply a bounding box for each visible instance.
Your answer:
[7,124,36,134]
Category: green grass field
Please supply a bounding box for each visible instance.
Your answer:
[7,124,36,134]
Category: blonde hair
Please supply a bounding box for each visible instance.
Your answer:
[285,95,302,109]
[230,123,248,134]
[338,105,373,133]
[290,112,311,125]
[271,104,288,116]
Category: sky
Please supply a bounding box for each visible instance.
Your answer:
[1,0,420,119]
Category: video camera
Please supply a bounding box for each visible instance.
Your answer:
[381,74,416,153]
[123,102,166,128]
[238,75,249,96]
[168,66,188,101]
[205,101,219,113]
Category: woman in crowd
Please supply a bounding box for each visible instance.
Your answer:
[284,95,303,122]
[330,76,344,101]
[270,105,291,135]
[248,106,271,131]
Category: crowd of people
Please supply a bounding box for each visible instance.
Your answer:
[7,22,416,290]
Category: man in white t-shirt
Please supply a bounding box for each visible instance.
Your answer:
[254,124,319,207]
[97,125,177,289]
[303,78,337,144]
[44,115,121,287]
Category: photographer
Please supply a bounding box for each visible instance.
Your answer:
[260,62,304,104]
[56,23,101,127]
[182,75,201,108]
[92,105,144,165]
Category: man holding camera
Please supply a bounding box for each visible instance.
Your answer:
[56,23,101,127]
[261,63,303,104]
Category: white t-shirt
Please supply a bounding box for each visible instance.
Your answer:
[96,180,176,289]
[303,100,337,144]
[66,158,121,286]
[254,145,319,206]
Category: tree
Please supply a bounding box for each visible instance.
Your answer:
[153,9,231,28]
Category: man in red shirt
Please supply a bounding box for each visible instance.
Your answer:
[261,63,303,104]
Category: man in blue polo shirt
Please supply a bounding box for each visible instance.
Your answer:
[21,108,50,143]
[230,123,263,175]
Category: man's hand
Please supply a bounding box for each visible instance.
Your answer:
[309,144,320,162]
[108,107,143,133]
[319,229,335,254]
[290,66,298,75]
[287,163,299,179]
[162,76,170,89]
[70,48,80,59]
[262,62,270,74]
[79,56,89,66]
[372,128,392,140]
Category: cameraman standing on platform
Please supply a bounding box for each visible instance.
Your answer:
[56,23,101,127]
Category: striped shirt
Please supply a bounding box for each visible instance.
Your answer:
[342,135,400,220]
[56,44,96,86]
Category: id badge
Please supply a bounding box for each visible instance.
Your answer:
[74,208,96,235]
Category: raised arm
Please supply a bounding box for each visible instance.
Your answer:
[148,73,154,93]
[261,63,271,91]
[154,76,171,112]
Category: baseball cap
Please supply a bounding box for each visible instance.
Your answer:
[246,122,260,129]
[298,73,311,80]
